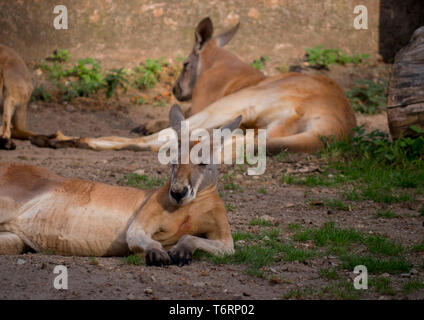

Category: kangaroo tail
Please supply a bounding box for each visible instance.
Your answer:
[266,131,324,154]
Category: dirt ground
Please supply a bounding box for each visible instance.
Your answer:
[0,62,423,300]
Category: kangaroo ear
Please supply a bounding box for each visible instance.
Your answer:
[195,17,214,53]
[219,115,242,132]
[169,104,186,133]
[216,22,240,47]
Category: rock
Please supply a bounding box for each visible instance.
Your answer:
[144,287,153,294]
[269,267,278,274]
[65,104,76,112]
[243,292,251,297]
[236,240,246,246]
[127,293,135,300]
[410,269,418,275]
[381,273,390,278]
[260,214,274,222]
[17,259,26,265]
[193,282,206,288]
[134,169,145,176]
[150,275,156,282]
[248,8,260,20]
[263,235,270,241]
[400,273,411,278]
[30,104,38,111]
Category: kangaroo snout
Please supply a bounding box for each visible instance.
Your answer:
[170,185,189,204]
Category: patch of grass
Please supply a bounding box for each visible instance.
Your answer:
[125,254,143,266]
[279,174,335,187]
[339,254,411,274]
[374,209,398,219]
[62,58,106,100]
[31,85,51,102]
[402,279,424,294]
[47,49,71,63]
[293,222,364,247]
[294,222,405,256]
[196,229,316,278]
[293,222,410,274]
[319,126,424,204]
[370,277,396,296]
[319,279,361,300]
[40,61,68,80]
[366,235,405,256]
[223,182,244,192]
[305,45,368,69]
[279,175,294,184]
[104,67,129,98]
[323,198,350,211]
[120,173,165,189]
[135,96,145,105]
[135,58,166,89]
[249,218,273,227]
[89,257,99,266]
[257,188,268,195]
[346,79,388,115]
[225,203,236,212]
[283,288,313,299]
[411,241,424,252]
[250,56,270,70]
[288,223,302,231]
[273,150,289,162]
[318,268,340,280]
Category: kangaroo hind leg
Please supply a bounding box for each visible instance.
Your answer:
[0,95,17,150]
[0,232,25,255]
[12,103,34,140]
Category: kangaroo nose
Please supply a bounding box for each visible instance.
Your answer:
[170,186,188,202]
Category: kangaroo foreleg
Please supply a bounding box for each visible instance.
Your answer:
[168,235,234,266]
[126,223,171,267]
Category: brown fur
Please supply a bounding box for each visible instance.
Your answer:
[30,18,356,154]
[0,44,34,149]
[0,160,233,265]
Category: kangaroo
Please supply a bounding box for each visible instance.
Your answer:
[0,44,34,150]
[0,105,239,266]
[30,17,356,153]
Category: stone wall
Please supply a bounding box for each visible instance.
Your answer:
[0,0,421,67]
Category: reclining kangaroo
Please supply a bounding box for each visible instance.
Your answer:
[0,105,239,266]
[31,17,356,153]
[0,44,34,150]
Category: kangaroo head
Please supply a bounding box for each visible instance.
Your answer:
[167,104,242,206]
[172,17,240,102]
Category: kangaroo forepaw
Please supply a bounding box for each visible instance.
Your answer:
[145,248,171,267]
[30,134,88,150]
[130,125,150,136]
[0,138,16,150]
[168,246,193,267]
[29,134,57,148]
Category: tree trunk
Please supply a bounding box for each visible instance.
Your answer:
[387,26,424,139]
